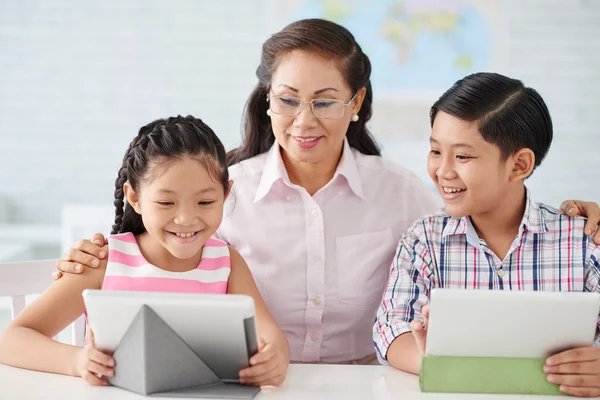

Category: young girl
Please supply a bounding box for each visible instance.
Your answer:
[0,115,290,387]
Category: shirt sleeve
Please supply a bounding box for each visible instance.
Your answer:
[584,240,600,346]
[372,223,435,363]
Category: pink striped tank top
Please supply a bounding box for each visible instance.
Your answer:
[101,233,230,294]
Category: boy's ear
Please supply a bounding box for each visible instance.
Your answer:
[509,148,536,181]
[123,182,142,214]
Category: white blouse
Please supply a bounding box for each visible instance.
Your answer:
[216,139,440,363]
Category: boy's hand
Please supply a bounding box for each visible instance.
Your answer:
[544,346,600,397]
[238,336,289,387]
[74,329,115,386]
[409,305,430,355]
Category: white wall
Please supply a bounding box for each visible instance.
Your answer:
[0,0,267,223]
[0,0,598,226]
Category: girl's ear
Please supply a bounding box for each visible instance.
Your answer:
[123,182,142,214]
[225,180,233,200]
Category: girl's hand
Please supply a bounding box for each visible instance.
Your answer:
[53,233,108,280]
[238,336,289,387]
[409,305,430,356]
[74,329,115,386]
[544,346,600,397]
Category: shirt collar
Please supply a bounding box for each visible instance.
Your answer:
[332,139,365,200]
[253,138,365,203]
[254,142,291,203]
[520,188,549,234]
[442,188,549,245]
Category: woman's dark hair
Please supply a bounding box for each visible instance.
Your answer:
[227,18,380,166]
[430,72,553,171]
[111,115,228,235]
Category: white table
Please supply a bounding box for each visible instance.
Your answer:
[0,363,578,399]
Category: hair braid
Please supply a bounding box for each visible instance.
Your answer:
[111,126,154,234]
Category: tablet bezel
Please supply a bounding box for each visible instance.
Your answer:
[82,289,258,382]
[426,289,600,358]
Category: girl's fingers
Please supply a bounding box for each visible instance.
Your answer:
[82,370,110,386]
[88,348,115,368]
[249,343,274,366]
[84,359,114,377]
[258,373,286,387]
[87,329,95,347]
[240,363,280,386]
[240,362,274,380]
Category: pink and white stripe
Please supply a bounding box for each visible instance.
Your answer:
[101,233,230,294]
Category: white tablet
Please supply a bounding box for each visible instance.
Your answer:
[82,289,258,382]
[426,289,600,358]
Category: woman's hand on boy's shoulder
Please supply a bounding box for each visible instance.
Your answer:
[238,334,290,387]
[53,233,108,280]
[544,346,600,397]
[561,200,600,245]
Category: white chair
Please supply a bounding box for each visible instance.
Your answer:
[60,204,114,254]
[0,260,57,319]
[0,260,64,342]
[60,204,114,347]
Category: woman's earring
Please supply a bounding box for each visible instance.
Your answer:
[352,114,359,122]
[266,109,272,116]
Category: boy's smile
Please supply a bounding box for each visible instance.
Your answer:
[440,186,467,201]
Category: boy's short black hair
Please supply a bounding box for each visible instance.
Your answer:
[430,72,553,170]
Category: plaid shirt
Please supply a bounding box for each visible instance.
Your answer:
[373,190,600,363]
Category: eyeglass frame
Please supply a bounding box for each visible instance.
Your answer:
[266,91,358,120]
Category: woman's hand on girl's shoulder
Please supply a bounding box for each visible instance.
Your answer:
[54,233,108,280]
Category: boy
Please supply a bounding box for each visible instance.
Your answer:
[372,72,600,397]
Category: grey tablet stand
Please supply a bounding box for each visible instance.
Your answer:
[107,305,261,399]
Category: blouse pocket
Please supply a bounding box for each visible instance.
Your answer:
[336,229,395,305]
